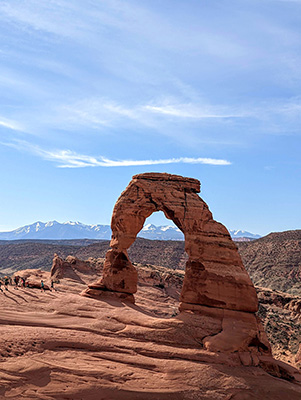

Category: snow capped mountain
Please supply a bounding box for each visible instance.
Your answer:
[0,221,111,240]
[141,224,156,231]
[229,230,261,240]
[138,224,184,240]
[0,221,261,241]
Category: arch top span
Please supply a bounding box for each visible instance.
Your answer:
[110,173,202,251]
[132,172,201,193]
[86,172,258,314]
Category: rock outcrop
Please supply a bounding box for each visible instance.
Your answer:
[13,269,51,290]
[82,173,270,355]
[51,254,93,283]
[85,173,257,311]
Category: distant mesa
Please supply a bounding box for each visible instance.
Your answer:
[0,220,260,241]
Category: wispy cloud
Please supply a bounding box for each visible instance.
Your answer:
[53,153,231,168]
[0,117,22,131]
[59,96,301,139]
[0,0,246,58]
[0,139,231,168]
[59,97,245,132]
[0,0,300,154]
[143,103,244,119]
[61,100,143,128]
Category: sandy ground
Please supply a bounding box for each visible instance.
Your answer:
[0,273,301,400]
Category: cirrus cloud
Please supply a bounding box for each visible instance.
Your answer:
[0,139,231,168]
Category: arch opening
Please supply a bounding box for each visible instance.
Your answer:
[126,211,188,317]
[137,210,184,242]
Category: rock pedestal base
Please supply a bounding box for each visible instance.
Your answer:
[179,303,270,354]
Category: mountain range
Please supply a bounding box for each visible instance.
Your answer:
[0,220,261,241]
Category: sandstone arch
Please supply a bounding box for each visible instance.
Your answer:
[85,172,258,313]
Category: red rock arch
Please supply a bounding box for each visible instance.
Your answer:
[87,173,258,313]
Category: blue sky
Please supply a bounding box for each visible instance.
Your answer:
[0,0,300,235]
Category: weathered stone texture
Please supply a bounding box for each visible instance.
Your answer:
[86,172,258,313]
[51,254,92,282]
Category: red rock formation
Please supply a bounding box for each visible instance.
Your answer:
[51,254,91,282]
[13,269,50,290]
[83,172,269,354]
[85,173,257,311]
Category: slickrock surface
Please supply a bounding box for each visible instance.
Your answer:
[1,268,301,400]
[32,254,301,368]
[87,173,258,314]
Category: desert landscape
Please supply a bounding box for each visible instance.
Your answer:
[1,2,300,397]
[0,255,300,399]
[0,173,300,399]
